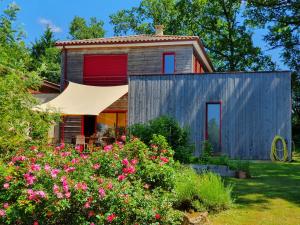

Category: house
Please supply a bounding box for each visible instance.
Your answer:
[40,26,291,159]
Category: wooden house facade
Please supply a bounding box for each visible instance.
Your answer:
[55,28,213,144]
[52,27,292,159]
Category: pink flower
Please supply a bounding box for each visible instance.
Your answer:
[121,158,129,166]
[103,145,113,152]
[3,183,9,189]
[90,223,95,225]
[60,152,71,157]
[160,157,169,163]
[24,173,36,185]
[131,159,138,165]
[51,169,60,178]
[56,192,63,199]
[122,166,136,174]
[118,174,126,181]
[80,154,89,159]
[37,153,44,158]
[92,163,100,170]
[60,143,65,149]
[107,213,116,222]
[44,164,51,172]
[121,135,126,142]
[84,201,91,208]
[98,188,106,198]
[65,192,71,198]
[88,210,95,218]
[155,213,161,220]
[74,182,88,191]
[31,164,41,171]
[64,167,75,173]
[71,158,80,164]
[30,146,38,151]
[3,203,9,209]
[12,155,26,163]
[0,209,6,217]
[53,184,60,194]
[36,191,46,199]
[107,182,113,190]
[33,221,39,225]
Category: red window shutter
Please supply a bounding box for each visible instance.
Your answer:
[83,54,127,86]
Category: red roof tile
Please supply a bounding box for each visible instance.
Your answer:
[55,34,200,46]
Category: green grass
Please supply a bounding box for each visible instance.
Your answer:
[209,154,300,225]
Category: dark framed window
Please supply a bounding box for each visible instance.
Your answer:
[163,52,175,74]
[205,102,222,152]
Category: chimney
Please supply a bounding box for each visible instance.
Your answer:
[155,25,164,35]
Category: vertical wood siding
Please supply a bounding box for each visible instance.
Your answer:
[63,45,193,81]
[128,72,292,160]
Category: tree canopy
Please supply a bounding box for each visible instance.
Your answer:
[69,16,105,39]
[110,0,276,71]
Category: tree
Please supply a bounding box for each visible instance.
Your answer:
[69,16,105,40]
[0,3,58,156]
[110,0,276,71]
[30,27,61,83]
[245,0,300,135]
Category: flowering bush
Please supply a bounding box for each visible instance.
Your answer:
[0,135,182,225]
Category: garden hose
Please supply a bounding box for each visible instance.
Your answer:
[270,135,288,162]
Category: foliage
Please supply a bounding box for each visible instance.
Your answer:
[110,0,276,71]
[200,140,213,163]
[69,16,105,40]
[245,1,300,143]
[228,160,250,175]
[0,136,183,225]
[174,167,233,212]
[0,4,59,157]
[30,27,61,83]
[128,116,194,163]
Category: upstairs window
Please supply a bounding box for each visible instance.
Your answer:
[163,52,175,74]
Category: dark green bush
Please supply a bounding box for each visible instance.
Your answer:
[128,116,194,163]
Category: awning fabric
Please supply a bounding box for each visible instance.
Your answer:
[35,82,128,115]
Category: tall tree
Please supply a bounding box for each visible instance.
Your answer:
[110,0,275,71]
[0,3,58,155]
[69,16,105,39]
[30,27,61,83]
[245,1,300,129]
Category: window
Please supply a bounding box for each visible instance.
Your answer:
[206,102,221,152]
[96,112,127,138]
[163,52,175,74]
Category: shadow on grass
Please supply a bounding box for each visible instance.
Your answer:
[226,157,300,208]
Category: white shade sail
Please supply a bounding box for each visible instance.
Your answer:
[35,82,128,115]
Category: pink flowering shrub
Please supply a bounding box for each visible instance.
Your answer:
[0,135,182,225]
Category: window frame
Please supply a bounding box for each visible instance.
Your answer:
[205,101,222,151]
[162,52,176,74]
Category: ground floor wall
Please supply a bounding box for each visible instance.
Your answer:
[128,72,292,160]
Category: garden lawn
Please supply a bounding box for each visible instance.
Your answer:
[209,155,300,225]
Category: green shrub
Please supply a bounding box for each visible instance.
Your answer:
[0,136,183,225]
[199,140,213,163]
[228,160,250,174]
[128,116,194,163]
[174,167,233,212]
[198,172,233,211]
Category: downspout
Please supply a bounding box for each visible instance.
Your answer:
[60,46,68,143]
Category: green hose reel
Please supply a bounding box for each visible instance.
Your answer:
[270,135,288,162]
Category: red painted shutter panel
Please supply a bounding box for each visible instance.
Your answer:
[83,55,127,86]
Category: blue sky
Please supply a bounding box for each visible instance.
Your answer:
[0,0,287,69]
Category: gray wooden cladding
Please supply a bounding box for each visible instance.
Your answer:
[61,45,194,86]
[128,72,292,160]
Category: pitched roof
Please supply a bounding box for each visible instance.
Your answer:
[55,34,200,46]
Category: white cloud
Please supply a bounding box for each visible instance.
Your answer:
[38,18,62,33]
